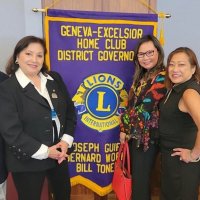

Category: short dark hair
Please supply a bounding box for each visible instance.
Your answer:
[6,35,48,75]
[165,47,200,89]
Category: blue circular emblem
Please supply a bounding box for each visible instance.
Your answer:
[72,73,128,132]
[86,85,119,119]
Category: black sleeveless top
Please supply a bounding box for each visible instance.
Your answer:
[159,78,200,151]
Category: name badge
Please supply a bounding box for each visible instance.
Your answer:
[51,109,57,120]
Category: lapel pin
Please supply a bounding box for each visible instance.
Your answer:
[52,92,58,98]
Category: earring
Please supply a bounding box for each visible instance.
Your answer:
[15,59,18,64]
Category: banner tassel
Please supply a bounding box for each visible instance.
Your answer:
[159,12,165,46]
[159,23,165,46]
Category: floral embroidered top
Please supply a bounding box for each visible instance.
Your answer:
[120,70,166,151]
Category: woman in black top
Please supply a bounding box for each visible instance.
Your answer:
[159,47,200,200]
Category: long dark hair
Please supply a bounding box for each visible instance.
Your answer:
[6,35,48,75]
[133,35,165,85]
[165,47,200,90]
[128,35,165,104]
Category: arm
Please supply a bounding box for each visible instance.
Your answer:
[122,73,166,131]
[137,73,166,120]
[62,84,77,137]
[172,89,200,162]
[49,71,77,138]
[120,73,166,144]
[0,85,41,159]
[57,73,77,162]
[49,72,77,161]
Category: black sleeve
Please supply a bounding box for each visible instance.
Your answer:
[0,85,42,159]
[48,71,77,136]
[0,71,8,82]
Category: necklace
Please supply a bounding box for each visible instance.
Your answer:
[163,88,172,104]
[163,83,180,104]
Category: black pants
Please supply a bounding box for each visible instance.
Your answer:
[12,160,70,200]
[130,140,159,200]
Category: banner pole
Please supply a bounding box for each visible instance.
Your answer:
[32,8,171,18]
[32,8,45,12]
[158,12,171,19]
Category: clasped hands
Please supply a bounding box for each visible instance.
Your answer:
[48,140,69,164]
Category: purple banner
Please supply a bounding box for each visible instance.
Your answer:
[45,9,157,195]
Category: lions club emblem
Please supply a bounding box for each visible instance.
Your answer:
[72,73,128,132]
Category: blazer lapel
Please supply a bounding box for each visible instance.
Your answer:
[23,83,49,108]
[46,79,59,111]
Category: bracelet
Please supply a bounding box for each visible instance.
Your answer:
[189,150,200,162]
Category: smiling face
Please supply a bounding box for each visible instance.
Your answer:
[16,42,45,78]
[137,41,159,70]
[168,52,196,84]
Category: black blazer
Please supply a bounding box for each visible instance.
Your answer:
[0,71,8,183]
[0,71,76,172]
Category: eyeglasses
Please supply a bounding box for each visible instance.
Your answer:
[137,50,155,58]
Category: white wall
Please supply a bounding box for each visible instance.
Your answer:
[24,0,43,38]
[0,0,25,71]
[0,0,42,72]
[157,0,200,61]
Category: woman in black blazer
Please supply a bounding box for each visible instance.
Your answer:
[0,36,76,200]
[0,71,8,200]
